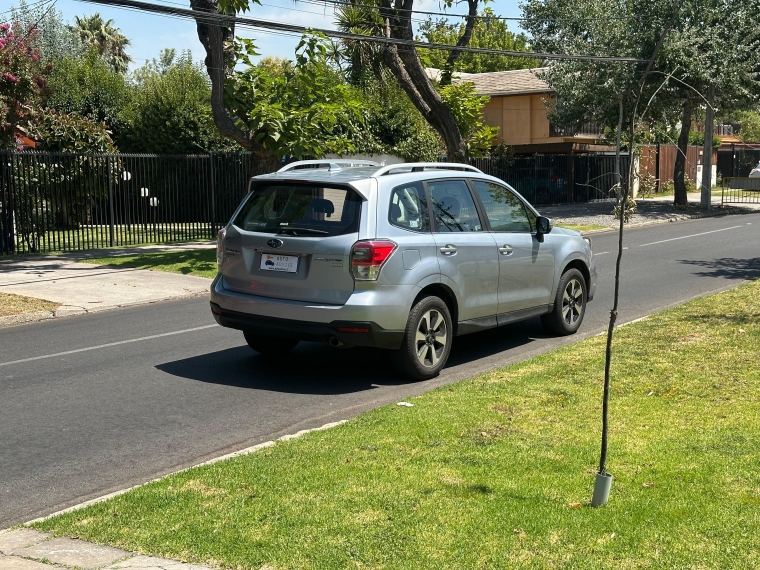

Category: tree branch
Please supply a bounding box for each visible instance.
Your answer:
[440,0,478,86]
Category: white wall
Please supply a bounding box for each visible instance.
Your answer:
[696,164,718,188]
[325,153,405,166]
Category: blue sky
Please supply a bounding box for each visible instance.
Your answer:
[44,0,524,69]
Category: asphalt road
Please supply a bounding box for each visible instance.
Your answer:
[2,212,759,527]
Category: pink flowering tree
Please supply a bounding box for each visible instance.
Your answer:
[0,21,49,149]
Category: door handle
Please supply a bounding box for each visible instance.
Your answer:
[439,244,457,255]
[498,245,513,255]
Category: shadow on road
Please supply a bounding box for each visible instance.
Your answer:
[679,257,760,280]
[156,319,544,394]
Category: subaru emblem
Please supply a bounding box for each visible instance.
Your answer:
[267,238,284,249]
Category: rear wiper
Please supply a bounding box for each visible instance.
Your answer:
[276,227,330,236]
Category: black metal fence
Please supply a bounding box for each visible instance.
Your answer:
[2,151,629,256]
[466,153,629,205]
[717,146,760,179]
[1,152,252,255]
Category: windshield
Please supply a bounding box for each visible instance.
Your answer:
[233,183,362,237]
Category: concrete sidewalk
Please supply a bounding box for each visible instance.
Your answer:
[0,243,214,327]
[0,529,212,570]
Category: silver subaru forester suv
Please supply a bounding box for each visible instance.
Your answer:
[210,161,596,379]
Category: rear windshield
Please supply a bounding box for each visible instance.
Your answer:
[233,183,362,236]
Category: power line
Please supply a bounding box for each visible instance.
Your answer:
[21,0,59,40]
[299,0,637,23]
[0,0,57,21]
[75,0,649,63]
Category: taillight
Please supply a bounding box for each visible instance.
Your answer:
[216,228,226,272]
[350,240,397,281]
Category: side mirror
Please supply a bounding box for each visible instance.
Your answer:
[536,216,553,238]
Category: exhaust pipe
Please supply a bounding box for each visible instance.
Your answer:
[328,336,349,348]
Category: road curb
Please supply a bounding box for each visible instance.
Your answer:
[19,419,348,527]
[570,204,756,235]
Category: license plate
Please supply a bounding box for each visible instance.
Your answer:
[260,254,298,273]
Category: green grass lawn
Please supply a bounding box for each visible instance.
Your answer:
[80,249,217,278]
[0,293,59,317]
[33,280,760,569]
[7,225,213,257]
[556,223,610,232]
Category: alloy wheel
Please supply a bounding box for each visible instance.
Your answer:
[414,309,448,368]
[562,278,584,326]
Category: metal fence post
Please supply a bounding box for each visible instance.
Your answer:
[107,155,115,247]
[208,151,217,239]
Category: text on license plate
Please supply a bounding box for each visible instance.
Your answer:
[260,254,298,273]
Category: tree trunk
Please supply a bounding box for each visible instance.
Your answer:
[250,144,282,176]
[673,97,692,206]
[379,0,469,161]
[190,0,280,175]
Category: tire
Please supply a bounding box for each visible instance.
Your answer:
[392,296,453,380]
[541,268,587,336]
[243,331,299,356]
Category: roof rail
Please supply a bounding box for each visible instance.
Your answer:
[371,162,483,177]
[277,159,380,173]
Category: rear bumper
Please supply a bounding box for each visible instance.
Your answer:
[210,275,415,326]
[210,302,404,349]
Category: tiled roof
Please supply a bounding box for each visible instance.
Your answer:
[453,67,553,96]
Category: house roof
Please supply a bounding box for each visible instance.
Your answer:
[453,67,553,97]
[424,68,473,82]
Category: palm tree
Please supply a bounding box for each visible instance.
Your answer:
[334,3,384,84]
[71,13,133,74]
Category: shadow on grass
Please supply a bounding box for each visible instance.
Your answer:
[678,257,760,281]
[93,250,216,276]
[156,319,543,395]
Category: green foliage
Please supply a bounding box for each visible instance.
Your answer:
[333,3,385,85]
[71,13,132,74]
[638,172,657,198]
[218,0,260,13]
[13,116,116,240]
[25,107,116,152]
[44,49,129,141]
[687,131,721,148]
[9,0,84,61]
[735,111,760,143]
[438,82,498,156]
[522,0,759,131]
[0,21,49,149]
[611,192,636,222]
[226,33,366,159]
[660,177,697,195]
[8,179,53,253]
[417,8,534,74]
[121,50,234,153]
[351,75,440,161]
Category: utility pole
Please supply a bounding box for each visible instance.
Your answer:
[701,84,715,210]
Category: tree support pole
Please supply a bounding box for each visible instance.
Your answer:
[701,84,715,210]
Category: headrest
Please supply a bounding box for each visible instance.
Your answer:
[309,198,335,215]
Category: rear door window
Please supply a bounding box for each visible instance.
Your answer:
[234,183,361,236]
[428,180,483,232]
[389,182,430,232]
